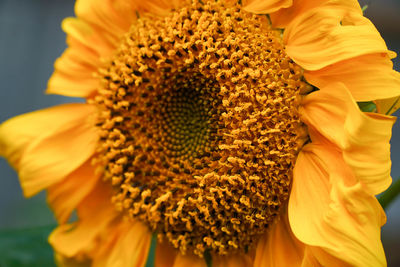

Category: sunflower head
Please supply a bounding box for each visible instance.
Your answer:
[1,0,399,266]
[93,0,308,256]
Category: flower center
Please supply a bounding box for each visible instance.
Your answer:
[94,0,307,257]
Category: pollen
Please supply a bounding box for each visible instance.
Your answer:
[93,0,308,257]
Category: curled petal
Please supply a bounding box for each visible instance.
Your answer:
[290,144,386,266]
[300,83,396,195]
[270,0,361,28]
[304,53,400,102]
[375,96,400,115]
[284,5,389,70]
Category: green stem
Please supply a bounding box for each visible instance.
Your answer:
[378,178,400,210]
[204,250,212,267]
[145,235,157,267]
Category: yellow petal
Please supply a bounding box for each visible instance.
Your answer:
[0,103,98,197]
[284,5,389,70]
[304,53,400,101]
[213,253,253,267]
[270,0,361,28]
[47,158,100,224]
[289,144,386,266]
[49,180,117,258]
[300,83,396,195]
[155,240,177,267]
[242,0,292,14]
[254,211,305,267]
[375,96,400,115]
[173,253,207,267]
[93,220,152,267]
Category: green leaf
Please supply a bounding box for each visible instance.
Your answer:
[0,225,56,267]
[357,101,377,112]
[379,178,400,210]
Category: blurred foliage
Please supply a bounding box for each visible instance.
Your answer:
[0,225,56,267]
[0,225,158,267]
[379,178,400,210]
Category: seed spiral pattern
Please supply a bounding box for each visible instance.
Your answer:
[93,0,308,257]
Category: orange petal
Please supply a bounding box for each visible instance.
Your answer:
[300,83,396,195]
[270,0,361,28]
[134,0,185,16]
[62,17,116,55]
[254,211,305,267]
[155,240,177,267]
[270,0,326,28]
[47,158,100,224]
[47,17,116,97]
[173,253,207,267]
[0,103,98,197]
[47,47,100,98]
[75,0,181,28]
[213,253,253,267]
[304,53,400,101]
[49,180,118,258]
[375,96,400,115]
[284,5,389,70]
[305,246,354,267]
[289,144,386,266]
[75,0,135,39]
[55,253,91,267]
[92,220,152,267]
[242,0,292,14]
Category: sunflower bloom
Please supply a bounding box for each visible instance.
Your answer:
[1,0,400,266]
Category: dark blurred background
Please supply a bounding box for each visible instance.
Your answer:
[0,0,399,266]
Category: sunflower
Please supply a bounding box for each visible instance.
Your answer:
[1,0,400,266]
